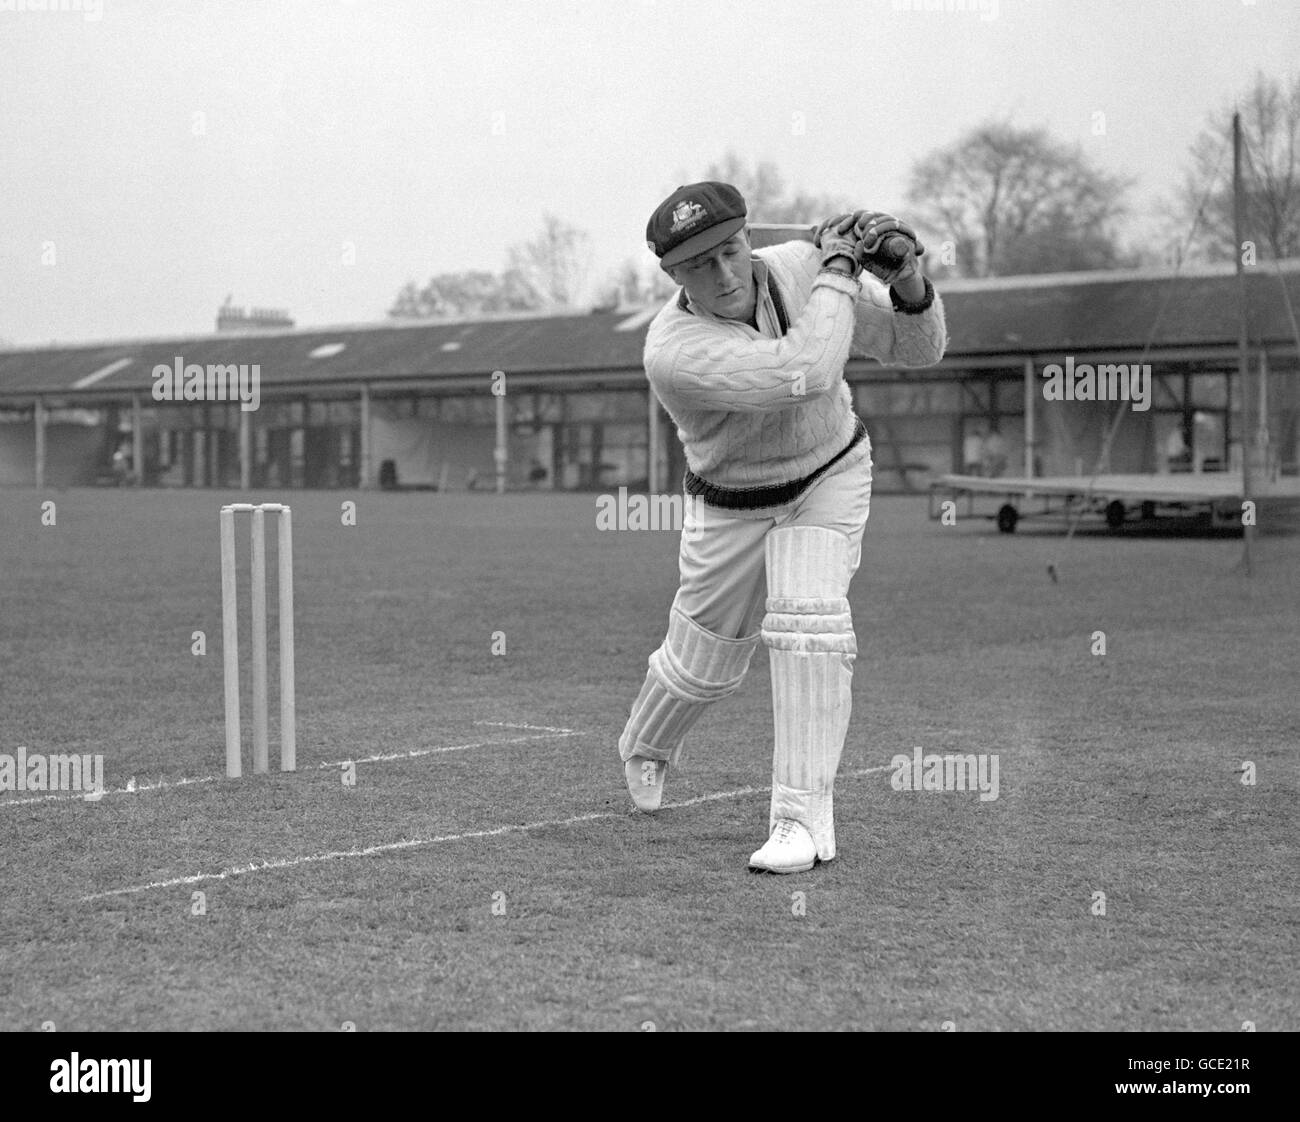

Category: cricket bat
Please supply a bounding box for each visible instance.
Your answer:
[747,222,911,260]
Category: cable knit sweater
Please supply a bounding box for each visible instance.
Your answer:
[644,239,947,493]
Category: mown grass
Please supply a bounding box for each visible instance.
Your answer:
[0,486,1295,1030]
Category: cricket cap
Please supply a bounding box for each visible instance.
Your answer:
[646,181,747,268]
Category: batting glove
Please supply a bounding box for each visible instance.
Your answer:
[853,213,926,287]
[819,228,863,278]
[813,210,874,248]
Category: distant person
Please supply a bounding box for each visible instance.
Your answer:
[111,441,132,485]
[981,426,1008,478]
[1162,426,1187,473]
[1192,412,1220,473]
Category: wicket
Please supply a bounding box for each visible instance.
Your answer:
[220,503,296,778]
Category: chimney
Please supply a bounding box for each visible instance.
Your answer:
[217,298,295,333]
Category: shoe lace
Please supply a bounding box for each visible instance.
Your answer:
[775,819,798,842]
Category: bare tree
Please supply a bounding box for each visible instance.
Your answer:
[389,213,594,318]
[1172,71,1300,264]
[697,152,850,224]
[905,119,1133,277]
[592,258,678,311]
[388,269,541,319]
[506,213,593,308]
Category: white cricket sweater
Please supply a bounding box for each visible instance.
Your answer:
[644,240,947,495]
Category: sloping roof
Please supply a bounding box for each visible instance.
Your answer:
[938,261,1300,356]
[1,260,1298,400]
[0,311,649,398]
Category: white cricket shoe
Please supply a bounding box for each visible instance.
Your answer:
[748,818,817,874]
[624,756,667,811]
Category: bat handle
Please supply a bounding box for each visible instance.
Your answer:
[878,234,912,261]
[852,216,914,262]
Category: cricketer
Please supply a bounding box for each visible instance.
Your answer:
[618,180,948,872]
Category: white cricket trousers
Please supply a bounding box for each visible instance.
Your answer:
[618,440,873,857]
[674,442,873,639]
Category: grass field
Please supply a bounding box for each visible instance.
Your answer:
[1,486,1296,1031]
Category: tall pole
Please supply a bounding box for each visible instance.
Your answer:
[238,405,252,491]
[1023,357,1036,478]
[131,393,144,486]
[34,397,46,489]
[1258,349,1270,482]
[494,383,507,495]
[1234,110,1254,575]
[359,384,372,489]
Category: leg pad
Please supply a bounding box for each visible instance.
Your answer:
[618,609,758,766]
[762,526,857,861]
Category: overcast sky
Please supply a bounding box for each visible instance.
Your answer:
[2,0,1297,346]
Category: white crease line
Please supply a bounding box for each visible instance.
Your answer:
[475,721,576,734]
[332,731,578,766]
[78,766,892,902]
[2,728,579,811]
[0,775,221,809]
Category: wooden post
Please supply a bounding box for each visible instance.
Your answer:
[359,384,372,489]
[1234,110,1254,574]
[131,393,144,486]
[1023,357,1035,478]
[197,406,209,487]
[494,383,507,495]
[239,405,252,491]
[1258,349,1271,482]
[299,396,311,489]
[34,397,47,489]
[211,405,221,487]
